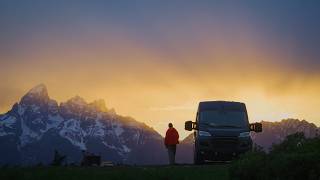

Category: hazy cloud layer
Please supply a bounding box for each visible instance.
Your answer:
[1,0,320,137]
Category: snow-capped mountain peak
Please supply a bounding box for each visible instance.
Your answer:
[27,84,47,95]
[20,84,49,105]
[0,84,167,165]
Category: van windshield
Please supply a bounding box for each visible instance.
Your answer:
[199,110,248,128]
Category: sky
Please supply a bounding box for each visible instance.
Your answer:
[1,0,320,138]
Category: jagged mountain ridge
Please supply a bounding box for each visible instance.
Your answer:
[251,119,319,151]
[0,84,166,165]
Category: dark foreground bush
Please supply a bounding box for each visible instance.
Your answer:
[230,133,320,180]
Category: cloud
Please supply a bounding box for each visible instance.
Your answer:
[149,104,195,111]
[1,0,320,138]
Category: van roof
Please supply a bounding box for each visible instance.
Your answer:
[198,101,246,111]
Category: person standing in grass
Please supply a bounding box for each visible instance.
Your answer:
[164,123,179,165]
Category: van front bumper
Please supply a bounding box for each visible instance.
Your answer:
[197,136,252,160]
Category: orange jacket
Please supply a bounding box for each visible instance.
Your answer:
[165,127,179,146]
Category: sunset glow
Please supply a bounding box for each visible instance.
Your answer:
[1,0,320,138]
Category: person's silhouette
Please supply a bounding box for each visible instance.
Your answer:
[164,123,179,165]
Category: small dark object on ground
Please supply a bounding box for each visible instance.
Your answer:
[81,151,101,166]
[51,150,66,166]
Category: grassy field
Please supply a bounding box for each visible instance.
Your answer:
[0,165,229,180]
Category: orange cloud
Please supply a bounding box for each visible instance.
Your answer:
[1,21,320,138]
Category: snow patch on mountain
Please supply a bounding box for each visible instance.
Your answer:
[0,115,17,136]
[48,100,59,114]
[42,114,64,132]
[30,105,40,113]
[18,105,26,115]
[91,120,105,137]
[59,119,87,150]
[0,115,17,128]
[122,145,131,153]
[31,118,42,125]
[102,141,131,155]
[102,141,117,150]
[114,124,124,136]
[133,131,141,142]
[20,118,42,146]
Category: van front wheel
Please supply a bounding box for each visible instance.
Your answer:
[194,150,204,165]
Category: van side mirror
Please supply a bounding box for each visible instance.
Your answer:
[250,122,262,133]
[185,121,196,131]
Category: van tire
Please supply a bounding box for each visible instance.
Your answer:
[194,150,204,165]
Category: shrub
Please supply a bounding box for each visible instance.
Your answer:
[229,133,320,180]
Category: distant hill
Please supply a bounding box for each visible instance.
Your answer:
[177,119,320,163]
[0,84,166,165]
[176,132,194,164]
[251,119,319,151]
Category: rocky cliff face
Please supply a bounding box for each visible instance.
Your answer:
[0,84,166,165]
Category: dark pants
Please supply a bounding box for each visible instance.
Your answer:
[167,145,176,165]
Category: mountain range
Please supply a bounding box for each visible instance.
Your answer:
[251,119,319,151]
[0,84,166,165]
[0,84,319,165]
